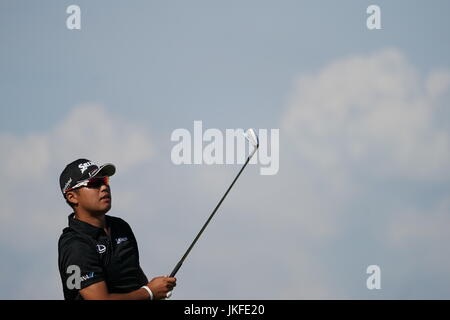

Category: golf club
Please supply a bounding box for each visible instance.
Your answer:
[169,128,259,278]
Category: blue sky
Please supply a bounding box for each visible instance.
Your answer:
[3,0,449,134]
[1,1,450,299]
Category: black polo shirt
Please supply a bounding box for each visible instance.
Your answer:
[58,213,148,300]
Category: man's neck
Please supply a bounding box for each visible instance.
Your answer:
[74,210,107,231]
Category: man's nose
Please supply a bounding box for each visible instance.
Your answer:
[100,183,110,192]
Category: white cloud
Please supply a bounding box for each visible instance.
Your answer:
[0,134,49,180]
[0,104,155,183]
[282,48,450,181]
[386,196,450,250]
[278,48,450,298]
[426,70,450,100]
[51,105,154,172]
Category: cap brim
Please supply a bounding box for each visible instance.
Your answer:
[93,163,116,178]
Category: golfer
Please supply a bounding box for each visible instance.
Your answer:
[58,158,176,300]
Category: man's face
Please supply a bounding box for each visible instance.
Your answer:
[67,178,112,214]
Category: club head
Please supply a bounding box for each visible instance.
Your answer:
[244,128,259,159]
[244,128,259,148]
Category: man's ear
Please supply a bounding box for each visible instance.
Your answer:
[66,190,79,207]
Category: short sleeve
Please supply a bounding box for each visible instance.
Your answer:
[59,236,105,291]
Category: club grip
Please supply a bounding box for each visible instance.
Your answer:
[170,261,183,278]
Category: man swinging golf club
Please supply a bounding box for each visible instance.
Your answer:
[58,159,176,300]
[58,129,258,299]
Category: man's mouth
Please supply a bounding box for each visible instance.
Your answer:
[100,195,111,201]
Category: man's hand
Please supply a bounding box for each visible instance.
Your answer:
[147,276,177,300]
[80,277,177,300]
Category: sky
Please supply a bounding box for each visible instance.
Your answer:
[0,0,450,299]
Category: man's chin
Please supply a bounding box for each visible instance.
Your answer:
[102,205,112,214]
[93,205,111,215]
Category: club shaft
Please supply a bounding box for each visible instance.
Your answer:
[169,151,256,277]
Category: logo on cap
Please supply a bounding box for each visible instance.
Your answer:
[88,168,99,178]
[79,161,96,174]
[63,178,73,193]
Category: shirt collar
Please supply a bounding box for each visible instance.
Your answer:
[68,212,110,238]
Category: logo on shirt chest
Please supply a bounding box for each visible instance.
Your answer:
[115,237,128,245]
[96,244,107,254]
